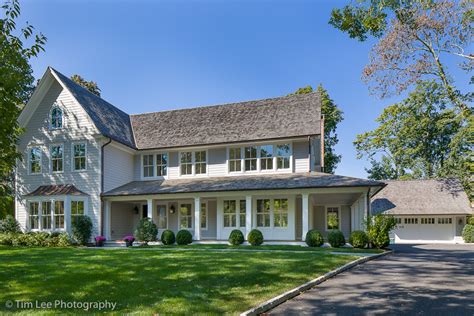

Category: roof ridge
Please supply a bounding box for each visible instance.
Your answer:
[130,91,320,117]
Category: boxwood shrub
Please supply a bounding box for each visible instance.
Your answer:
[134,218,158,244]
[328,230,346,248]
[176,230,193,245]
[228,230,244,245]
[349,230,369,248]
[305,229,324,247]
[161,230,175,245]
[248,229,264,246]
[462,223,474,243]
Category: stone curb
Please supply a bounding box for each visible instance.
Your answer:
[240,250,394,316]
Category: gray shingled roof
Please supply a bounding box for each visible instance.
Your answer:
[371,179,472,215]
[102,172,385,196]
[25,184,88,197]
[51,68,136,148]
[130,92,322,150]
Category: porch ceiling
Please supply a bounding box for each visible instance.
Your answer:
[311,193,362,205]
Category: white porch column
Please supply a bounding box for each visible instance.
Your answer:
[147,198,156,239]
[104,200,111,240]
[65,195,71,235]
[245,195,252,238]
[302,193,309,240]
[194,197,201,241]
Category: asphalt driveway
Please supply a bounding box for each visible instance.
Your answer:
[270,244,474,315]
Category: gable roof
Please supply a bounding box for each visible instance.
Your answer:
[102,172,385,197]
[50,68,136,149]
[25,184,88,197]
[130,92,322,150]
[371,179,472,215]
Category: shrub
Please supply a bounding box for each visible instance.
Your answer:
[176,230,193,245]
[0,233,16,245]
[161,230,175,245]
[328,230,346,247]
[248,229,264,246]
[134,218,158,244]
[228,230,244,245]
[468,217,474,225]
[462,224,474,243]
[349,230,369,248]
[0,215,21,233]
[305,229,324,247]
[71,215,93,245]
[366,215,397,249]
[0,232,72,247]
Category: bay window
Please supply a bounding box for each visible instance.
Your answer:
[54,201,65,229]
[73,143,87,171]
[29,202,40,230]
[51,145,64,173]
[256,199,271,227]
[71,200,85,225]
[42,201,52,229]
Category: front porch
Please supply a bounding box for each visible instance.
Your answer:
[103,187,372,242]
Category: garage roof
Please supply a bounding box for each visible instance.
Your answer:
[371,179,472,215]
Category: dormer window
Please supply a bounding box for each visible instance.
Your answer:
[50,105,63,130]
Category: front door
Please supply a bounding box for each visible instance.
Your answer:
[142,205,148,219]
[455,216,465,236]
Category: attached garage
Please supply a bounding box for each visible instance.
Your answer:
[371,179,472,244]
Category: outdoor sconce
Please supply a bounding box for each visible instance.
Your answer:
[133,206,139,214]
[170,205,176,214]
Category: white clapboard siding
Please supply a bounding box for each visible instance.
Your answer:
[294,141,310,173]
[103,144,134,192]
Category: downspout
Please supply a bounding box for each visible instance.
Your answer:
[100,137,112,236]
[366,188,371,219]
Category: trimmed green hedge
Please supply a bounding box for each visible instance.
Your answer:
[161,230,175,245]
[0,232,71,247]
[229,230,244,245]
[305,230,324,247]
[176,230,193,245]
[349,230,369,248]
[248,229,263,246]
[462,224,474,243]
[328,230,346,248]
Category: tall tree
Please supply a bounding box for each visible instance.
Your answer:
[329,0,472,114]
[290,85,344,174]
[71,74,101,96]
[0,0,46,218]
[355,81,470,193]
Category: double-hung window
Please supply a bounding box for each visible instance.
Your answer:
[195,151,207,174]
[42,201,52,229]
[143,155,154,178]
[180,152,193,175]
[260,145,273,170]
[229,148,242,172]
[51,145,64,173]
[156,153,168,176]
[223,200,237,227]
[200,203,207,229]
[256,199,271,227]
[326,207,339,230]
[54,201,65,229]
[157,205,168,229]
[29,202,40,230]
[50,106,63,129]
[73,143,86,171]
[179,204,192,229]
[244,146,257,171]
[29,147,42,174]
[273,199,288,227]
[276,144,291,169]
[71,200,85,225]
[239,200,246,228]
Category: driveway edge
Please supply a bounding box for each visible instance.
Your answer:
[240,250,393,316]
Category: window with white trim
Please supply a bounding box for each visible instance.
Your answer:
[156,204,167,229]
[229,148,242,172]
[73,143,86,171]
[276,144,291,169]
[273,199,288,227]
[195,151,207,174]
[180,152,193,175]
[29,202,40,230]
[179,204,192,229]
[421,218,435,224]
[260,145,273,170]
[156,153,168,176]
[223,200,237,227]
[256,199,271,227]
[42,201,52,229]
[404,217,418,224]
[244,146,257,171]
[54,201,65,229]
[438,217,452,224]
[200,202,207,229]
[50,106,63,129]
[71,200,85,225]
[239,200,246,228]
[29,147,42,174]
[326,207,339,230]
[143,154,154,178]
[51,145,64,173]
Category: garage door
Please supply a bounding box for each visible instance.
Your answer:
[391,216,455,243]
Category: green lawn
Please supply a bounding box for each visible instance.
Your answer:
[0,246,359,315]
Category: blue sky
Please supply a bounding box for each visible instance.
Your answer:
[21,0,471,178]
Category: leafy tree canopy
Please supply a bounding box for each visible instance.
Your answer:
[71,74,101,96]
[290,85,343,174]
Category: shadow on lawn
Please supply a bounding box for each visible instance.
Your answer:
[0,247,353,314]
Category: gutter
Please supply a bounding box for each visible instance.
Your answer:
[100,137,112,236]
